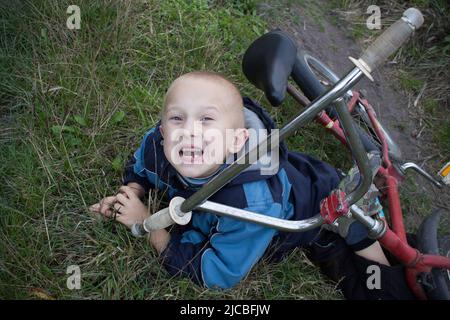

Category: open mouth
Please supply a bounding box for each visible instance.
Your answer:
[179,147,204,164]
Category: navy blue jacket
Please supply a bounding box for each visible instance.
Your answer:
[123,97,344,289]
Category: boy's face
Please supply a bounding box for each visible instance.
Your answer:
[160,77,248,178]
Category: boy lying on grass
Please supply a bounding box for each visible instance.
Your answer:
[90,71,415,299]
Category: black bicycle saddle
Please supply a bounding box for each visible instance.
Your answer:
[242,30,297,106]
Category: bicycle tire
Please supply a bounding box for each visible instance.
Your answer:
[437,230,450,298]
[418,208,450,300]
[291,51,401,160]
[440,235,450,288]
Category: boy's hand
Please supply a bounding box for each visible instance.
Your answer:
[89,184,148,229]
[111,186,150,229]
[89,195,118,218]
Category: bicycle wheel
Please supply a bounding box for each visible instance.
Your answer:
[291,51,402,161]
[437,209,450,298]
[418,208,450,300]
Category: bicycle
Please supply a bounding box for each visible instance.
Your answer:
[132,7,450,300]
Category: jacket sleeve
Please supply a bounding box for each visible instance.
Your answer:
[160,201,284,289]
[122,127,157,193]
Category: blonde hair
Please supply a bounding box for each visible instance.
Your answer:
[162,71,245,127]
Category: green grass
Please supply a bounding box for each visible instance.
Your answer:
[397,71,425,92]
[0,0,343,300]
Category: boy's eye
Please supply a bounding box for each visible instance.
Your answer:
[169,116,183,121]
[200,116,214,122]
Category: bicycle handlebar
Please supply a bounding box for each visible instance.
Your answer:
[357,8,424,74]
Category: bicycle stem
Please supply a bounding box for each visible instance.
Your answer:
[333,98,373,204]
[179,67,366,214]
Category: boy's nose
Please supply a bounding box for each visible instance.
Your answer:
[181,120,204,147]
[183,120,202,137]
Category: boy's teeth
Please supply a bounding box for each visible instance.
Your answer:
[181,148,202,154]
[179,148,203,163]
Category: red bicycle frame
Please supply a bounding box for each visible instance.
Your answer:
[314,90,450,299]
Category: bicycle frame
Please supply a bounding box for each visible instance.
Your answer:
[307,88,450,299]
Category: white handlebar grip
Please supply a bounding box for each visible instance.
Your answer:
[142,196,192,231]
[131,207,174,237]
[131,197,193,237]
[358,8,424,73]
[143,207,174,231]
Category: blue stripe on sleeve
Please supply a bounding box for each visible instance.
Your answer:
[200,180,286,289]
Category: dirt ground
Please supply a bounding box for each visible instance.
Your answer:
[258,2,449,229]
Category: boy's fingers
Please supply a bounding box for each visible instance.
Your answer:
[98,209,114,219]
[99,196,117,215]
[113,202,123,213]
[96,205,113,218]
[89,203,100,213]
[116,193,128,205]
[99,196,116,205]
[118,186,137,199]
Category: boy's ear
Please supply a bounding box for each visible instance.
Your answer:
[229,128,249,153]
[159,125,164,138]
